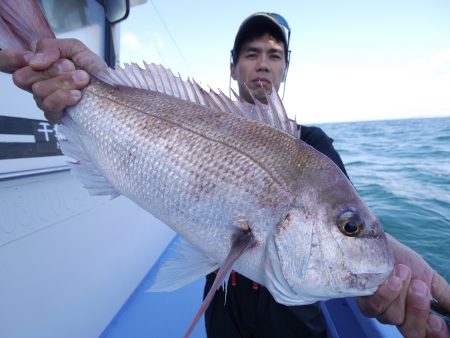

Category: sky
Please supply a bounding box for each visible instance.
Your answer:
[119,0,450,124]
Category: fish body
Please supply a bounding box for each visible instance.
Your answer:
[64,79,394,304]
[1,0,395,306]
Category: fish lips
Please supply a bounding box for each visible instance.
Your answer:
[346,270,392,292]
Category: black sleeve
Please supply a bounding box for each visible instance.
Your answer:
[299,126,349,179]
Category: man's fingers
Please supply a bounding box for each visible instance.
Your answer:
[429,272,450,338]
[358,264,410,319]
[2,38,98,124]
[30,70,89,98]
[427,315,450,338]
[32,38,107,74]
[29,38,62,70]
[13,59,77,91]
[376,264,411,325]
[43,109,64,124]
[47,59,77,76]
[40,89,82,122]
[10,38,92,123]
[359,276,402,317]
[61,38,107,73]
[431,271,450,311]
[398,280,431,338]
[0,49,33,73]
[3,38,107,75]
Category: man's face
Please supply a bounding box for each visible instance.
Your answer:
[231,33,287,104]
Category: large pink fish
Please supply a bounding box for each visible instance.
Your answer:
[0,1,395,336]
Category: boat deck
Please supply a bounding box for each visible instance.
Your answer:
[100,238,401,338]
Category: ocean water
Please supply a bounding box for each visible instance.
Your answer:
[319,116,450,282]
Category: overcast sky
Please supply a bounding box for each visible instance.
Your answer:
[120,0,450,124]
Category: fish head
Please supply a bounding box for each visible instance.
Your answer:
[264,165,395,305]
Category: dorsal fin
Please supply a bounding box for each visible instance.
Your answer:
[95,62,300,139]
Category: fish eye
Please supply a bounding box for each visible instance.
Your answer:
[343,221,359,234]
[337,208,364,237]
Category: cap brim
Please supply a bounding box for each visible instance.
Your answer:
[233,13,289,55]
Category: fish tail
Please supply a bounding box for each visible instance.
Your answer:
[0,0,55,51]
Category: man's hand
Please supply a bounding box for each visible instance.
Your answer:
[358,234,450,338]
[0,48,33,73]
[0,38,107,122]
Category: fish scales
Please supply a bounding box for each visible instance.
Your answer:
[70,81,300,271]
[83,80,332,194]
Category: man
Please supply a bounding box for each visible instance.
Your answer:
[203,13,345,337]
[1,12,449,338]
[204,13,448,338]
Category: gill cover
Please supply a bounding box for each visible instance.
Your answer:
[264,208,314,305]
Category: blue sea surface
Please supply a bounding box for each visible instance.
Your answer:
[319,116,450,282]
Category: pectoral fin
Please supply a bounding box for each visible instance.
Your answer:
[147,235,219,292]
[183,227,257,338]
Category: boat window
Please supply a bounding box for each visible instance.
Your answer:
[38,0,105,33]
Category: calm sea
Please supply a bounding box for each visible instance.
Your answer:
[318,116,450,282]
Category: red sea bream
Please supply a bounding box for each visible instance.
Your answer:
[0,0,395,328]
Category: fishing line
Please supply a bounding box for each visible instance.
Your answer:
[149,0,194,75]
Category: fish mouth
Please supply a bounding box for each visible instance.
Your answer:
[347,271,391,290]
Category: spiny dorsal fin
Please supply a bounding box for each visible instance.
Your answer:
[96,62,301,139]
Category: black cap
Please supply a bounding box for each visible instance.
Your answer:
[231,12,291,65]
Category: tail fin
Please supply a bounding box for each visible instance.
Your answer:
[0,0,55,51]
